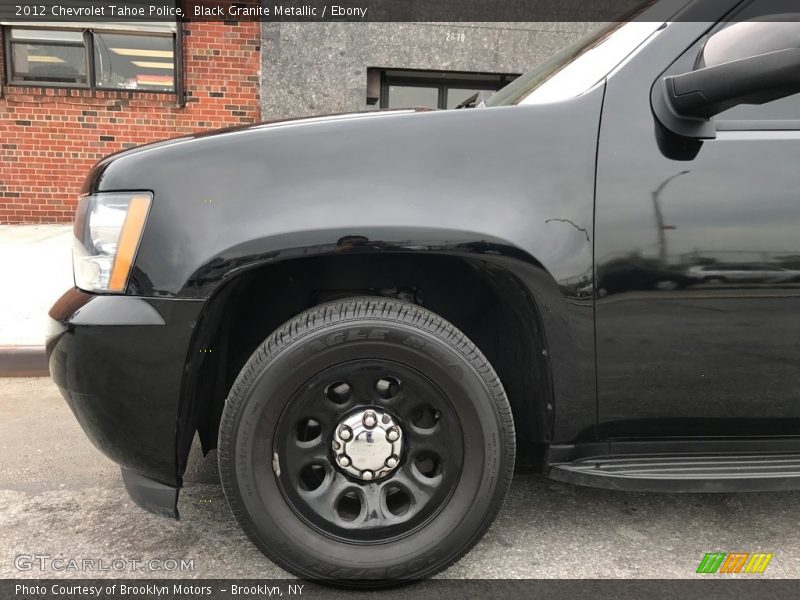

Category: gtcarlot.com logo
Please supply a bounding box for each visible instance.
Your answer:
[697,552,773,574]
[14,554,194,572]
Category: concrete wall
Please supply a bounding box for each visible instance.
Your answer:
[260,22,598,120]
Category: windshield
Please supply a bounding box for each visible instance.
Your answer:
[487,4,662,107]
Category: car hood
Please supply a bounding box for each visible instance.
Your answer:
[81,108,433,193]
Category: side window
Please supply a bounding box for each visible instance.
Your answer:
[715,0,800,122]
[718,95,799,122]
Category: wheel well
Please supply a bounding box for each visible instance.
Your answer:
[179,253,553,474]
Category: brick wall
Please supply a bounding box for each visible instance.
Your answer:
[0,22,261,223]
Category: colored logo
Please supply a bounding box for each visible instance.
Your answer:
[697,552,773,574]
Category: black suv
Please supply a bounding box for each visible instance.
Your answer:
[48,0,800,585]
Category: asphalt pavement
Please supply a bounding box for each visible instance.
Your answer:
[2,377,800,582]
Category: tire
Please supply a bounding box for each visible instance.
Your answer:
[703,277,727,285]
[654,279,679,291]
[218,297,515,586]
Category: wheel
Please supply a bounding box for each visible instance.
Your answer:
[218,297,515,586]
[703,277,727,285]
[654,279,680,291]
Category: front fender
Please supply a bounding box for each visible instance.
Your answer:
[87,89,602,303]
[88,86,604,445]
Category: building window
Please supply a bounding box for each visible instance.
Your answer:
[93,32,175,91]
[5,26,178,92]
[7,29,88,85]
[370,69,520,110]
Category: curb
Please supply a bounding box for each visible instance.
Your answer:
[0,346,49,377]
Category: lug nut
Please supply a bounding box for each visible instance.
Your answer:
[385,456,398,469]
[361,470,374,480]
[338,455,351,468]
[332,441,340,450]
[386,427,400,442]
[363,412,377,428]
[338,425,352,440]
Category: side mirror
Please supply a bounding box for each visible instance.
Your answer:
[654,17,800,139]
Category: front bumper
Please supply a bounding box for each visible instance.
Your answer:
[47,288,204,517]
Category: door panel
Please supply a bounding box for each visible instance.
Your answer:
[595,21,800,438]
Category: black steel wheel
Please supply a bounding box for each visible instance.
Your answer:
[274,359,463,542]
[218,297,515,586]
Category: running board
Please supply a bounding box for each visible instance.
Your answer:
[549,453,800,492]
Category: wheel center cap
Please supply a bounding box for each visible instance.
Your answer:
[332,408,402,481]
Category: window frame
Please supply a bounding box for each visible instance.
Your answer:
[5,26,92,89]
[3,25,180,95]
[378,70,519,110]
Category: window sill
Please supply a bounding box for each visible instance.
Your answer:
[1,85,181,107]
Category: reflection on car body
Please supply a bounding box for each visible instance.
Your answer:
[687,263,800,285]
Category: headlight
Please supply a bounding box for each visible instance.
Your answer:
[73,193,152,293]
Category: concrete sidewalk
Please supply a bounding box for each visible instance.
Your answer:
[0,225,73,375]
